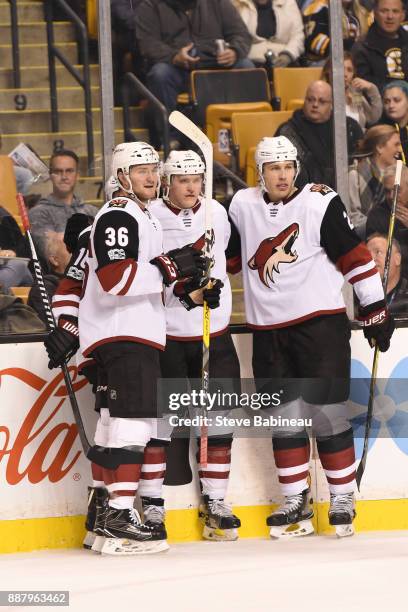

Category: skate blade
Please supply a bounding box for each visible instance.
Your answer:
[203,525,239,542]
[83,531,96,549]
[91,535,105,553]
[101,537,170,556]
[269,520,314,540]
[335,524,354,538]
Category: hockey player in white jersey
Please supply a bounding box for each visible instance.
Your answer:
[147,150,241,541]
[75,142,205,555]
[228,136,394,538]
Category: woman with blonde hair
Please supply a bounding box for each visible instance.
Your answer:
[349,124,401,237]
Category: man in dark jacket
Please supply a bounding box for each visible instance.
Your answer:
[276,80,363,188]
[0,206,32,291]
[135,0,253,142]
[352,0,408,89]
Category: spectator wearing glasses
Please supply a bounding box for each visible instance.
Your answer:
[28,150,98,256]
[276,80,363,187]
[366,232,408,313]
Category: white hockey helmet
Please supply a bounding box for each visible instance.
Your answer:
[162,150,205,202]
[255,136,300,189]
[111,141,160,196]
[105,175,120,200]
[163,150,205,181]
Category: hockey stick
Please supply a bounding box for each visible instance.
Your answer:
[16,193,91,455]
[169,111,213,467]
[356,159,402,489]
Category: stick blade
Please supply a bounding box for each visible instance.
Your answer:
[169,111,212,153]
[16,193,30,232]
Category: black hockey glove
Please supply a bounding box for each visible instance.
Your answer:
[174,277,223,311]
[44,317,80,369]
[151,245,206,286]
[358,300,395,352]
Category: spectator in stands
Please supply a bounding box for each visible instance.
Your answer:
[0,205,32,292]
[366,164,408,262]
[111,0,144,98]
[303,0,366,66]
[323,52,382,129]
[28,232,71,325]
[276,80,363,187]
[352,0,408,89]
[231,0,304,66]
[135,0,253,145]
[382,80,408,163]
[28,150,98,255]
[349,124,400,236]
[0,291,45,334]
[367,232,408,313]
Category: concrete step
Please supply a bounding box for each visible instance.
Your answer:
[0,22,74,45]
[2,127,149,157]
[0,63,100,88]
[0,107,144,133]
[0,86,101,110]
[29,175,105,202]
[0,2,44,22]
[0,41,78,68]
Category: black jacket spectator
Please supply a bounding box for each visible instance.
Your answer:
[276,109,363,188]
[136,0,252,69]
[366,199,408,267]
[0,207,29,258]
[352,22,408,89]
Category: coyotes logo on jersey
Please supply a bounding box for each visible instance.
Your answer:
[248,223,299,288]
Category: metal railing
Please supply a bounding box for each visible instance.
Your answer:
[121,72,170,158]
[44,0,94,175]
[7,0,20,89]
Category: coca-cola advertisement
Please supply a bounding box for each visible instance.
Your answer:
[0,342,96,520]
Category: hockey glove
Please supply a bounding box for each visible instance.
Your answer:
[151,245,206,286]
[357,300,395,352]
[44,317,80,369]
[174,277,224,310]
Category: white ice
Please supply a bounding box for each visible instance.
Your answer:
[2,533,407,612]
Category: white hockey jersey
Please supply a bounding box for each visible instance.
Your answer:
[149,198,232,340]
[78,196,166,356]
[228,184,384,329]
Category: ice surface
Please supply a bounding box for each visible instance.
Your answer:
[2,533,407,611]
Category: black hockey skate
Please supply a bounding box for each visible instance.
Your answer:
[267,488,314,539]
[329,492,356,538]
[89,487,109,553]
[83,486,108,550]
[102,507,169,555]
[141,496,167,539]
[199,495,241,541]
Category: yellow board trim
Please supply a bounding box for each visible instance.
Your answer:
[2,500,408,553]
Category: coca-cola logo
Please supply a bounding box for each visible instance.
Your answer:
[0,367,88,485]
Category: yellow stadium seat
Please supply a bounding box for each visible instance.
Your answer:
[11,287,30,304]
[231,110,293,173]
[0,156,18,216]
[287,98,304,111]
[245,146,257,187]
[86,0,98,39]
[206,102,272,143]
[273,67,322,110]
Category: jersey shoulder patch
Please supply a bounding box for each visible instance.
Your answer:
[108,198,128,209]
[310,184,333,196]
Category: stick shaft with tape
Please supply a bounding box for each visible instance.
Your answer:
[169,112,213,466]
[17,194,91,455]
[356,159,402,488]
